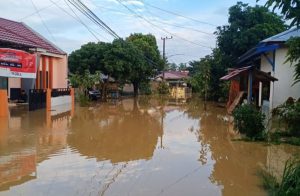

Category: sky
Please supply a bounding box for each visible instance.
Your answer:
[0,0,267,64]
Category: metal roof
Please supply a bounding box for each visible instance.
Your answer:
[261,27,300,43]
[0,17,66,55]
[220,66,278,82]
[155,71,189,80]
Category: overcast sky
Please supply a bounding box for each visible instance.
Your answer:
[0,0,266,64]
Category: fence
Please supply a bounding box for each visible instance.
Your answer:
[51,88,71,97]
[29,89,47,111]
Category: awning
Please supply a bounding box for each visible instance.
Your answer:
[237,43,280,65]
[220,66,278,82]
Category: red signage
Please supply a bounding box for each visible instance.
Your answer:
[0,48,36,78]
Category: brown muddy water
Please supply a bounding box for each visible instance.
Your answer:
[0,97,299,196]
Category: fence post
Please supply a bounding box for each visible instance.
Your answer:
[46,89,52,111]
[0,89,8,117]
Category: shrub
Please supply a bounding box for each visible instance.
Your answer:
[233,104,265,139]
[139,82,152,95]
[259,158,300,196]
[157,82,169,94]
[278,102,300,137]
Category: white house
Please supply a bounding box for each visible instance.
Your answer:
[259,28,300,109]
[221,28,300,114]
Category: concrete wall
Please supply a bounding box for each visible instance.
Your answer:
[7,78,21,98]
[261,48,300,108]
[52,55,68,89]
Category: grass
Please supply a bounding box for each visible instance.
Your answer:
[258,158,300,196]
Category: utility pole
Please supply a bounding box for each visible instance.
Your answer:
[161,36,173,80]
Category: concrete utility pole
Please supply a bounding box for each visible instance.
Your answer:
[161,36,173,80]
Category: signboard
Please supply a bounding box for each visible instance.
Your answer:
[0,48,36,78]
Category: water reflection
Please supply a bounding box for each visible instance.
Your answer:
[0,97,299,196]
[0,107,70,191]
[68,99,163,163]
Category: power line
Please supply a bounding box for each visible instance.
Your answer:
[141,1,217,27]
[67,0,120,39]
[116,0,212,49]
[30,0,56,42]
[20,0,61,21]
[141,7,215,36]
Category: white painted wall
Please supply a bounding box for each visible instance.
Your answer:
[51,95,71,107]
[261,48,300,109]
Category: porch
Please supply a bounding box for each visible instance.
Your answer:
[220,66,278,114]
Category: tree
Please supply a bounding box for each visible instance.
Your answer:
[263,0,300,84]
[263,0,300,27]
[104,34,163,97]
[126,33,163,96]
[68,42,109,74]
[216,2,287,68]
[69,70,100,106]
[167,63,177,71]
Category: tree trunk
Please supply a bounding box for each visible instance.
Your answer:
[133,82,139,97]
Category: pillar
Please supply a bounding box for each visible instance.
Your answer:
[70,88,75,117]
[46,88,51,111]
[247,71,253,104]
[259,82,262,107]
[49,57,53,89]
[0,89,8,117]
[42,56,47,89]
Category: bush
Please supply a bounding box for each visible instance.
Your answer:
[157,82,169,94]
[78,93,90,107]
[278,102,300,137]
[259,158,300,195]
[139,82,152,95]
[233,104,265,139]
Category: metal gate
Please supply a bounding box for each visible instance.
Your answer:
[29,89,47,111]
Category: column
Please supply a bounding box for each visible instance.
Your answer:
[259,82,262,107]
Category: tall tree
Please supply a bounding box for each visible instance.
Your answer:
[68,42,109,74]
[216,2,287,68]
[263,0,300,27]
[263,0,300,84]
[126,33,163,96]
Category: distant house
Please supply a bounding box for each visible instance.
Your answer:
[0,17,68,101]
[221,28,300,114]
[154,71,192,99]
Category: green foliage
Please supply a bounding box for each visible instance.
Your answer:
[68,33,163,97]
[286,37,300,85]
[259,158,300,196]
[188,49,227,101]
[68,42,109,74]
[69,70,100,106]
[139,82,152,95]
[263,0,300,27]
[233,104,266,139]
[216,2,286,68]
[157,82,169,94]
[189,55,211,99]
[277,102,300,136]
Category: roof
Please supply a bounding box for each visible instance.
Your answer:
[237,27,300,65]
[0,17,65,55]
[261,27,300,43]
[237,43,280,64]
[220,66,278,82]
[155,71,189,80]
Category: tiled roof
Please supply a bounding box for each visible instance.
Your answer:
[261,27,300,43]
[156,71,189,80]
[0,17,65,55]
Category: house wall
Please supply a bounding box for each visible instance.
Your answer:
[7,78,21,98]
[261,48,300,108]
[52,55,68,89]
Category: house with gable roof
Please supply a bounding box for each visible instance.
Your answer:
[221,28,300,114]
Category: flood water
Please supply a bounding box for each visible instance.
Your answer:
[0,97,299,196]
